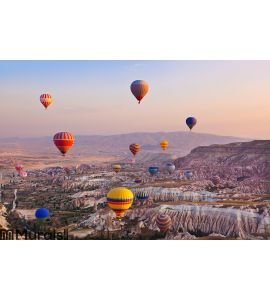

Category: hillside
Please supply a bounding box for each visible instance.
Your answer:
[174,140,270,193]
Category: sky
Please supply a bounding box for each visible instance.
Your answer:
[0,60,269,139]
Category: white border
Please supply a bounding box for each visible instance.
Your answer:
[1,1,270,300]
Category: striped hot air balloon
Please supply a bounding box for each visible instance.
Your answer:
[107,187,134,218]
[129,143,140,157]
[130,80,149,104]
[160,140,169,151]
[112,164,121,173]
[136,190,149,202]
[53,132,74,156]
[40,94,53,109]
[156,213,172,233]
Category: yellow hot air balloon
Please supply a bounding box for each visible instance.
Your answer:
[107,187,134,218]
[113,164,121,173]
[160,140,169,151]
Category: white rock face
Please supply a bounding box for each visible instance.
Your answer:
[132,187,216,202]
[0,204,9,230]
[126,205,270,239]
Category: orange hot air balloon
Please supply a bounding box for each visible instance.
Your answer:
[40,94,53,109]
[160,140,169,151]
[130,80,149,104]
[53,132,74,156]
[129,143,140,156]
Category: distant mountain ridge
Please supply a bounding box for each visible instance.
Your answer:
[174,140,270,193]
[0,131,249,158]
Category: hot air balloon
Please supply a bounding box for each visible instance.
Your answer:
[148,166,159,176]
[40,94,53,109]
[166,163,175,174]
[130,80,149,104]
[160,140,169,151]
[112,164,121,173]
[129,143,140,157]
[184,170,193,179]
[35,207,50,229]
[15,164,24,173]
[136,190,149,202]
[19,171,28,178]
[134,178,142,184]
[53,132,74,156]
[107,187,134,218]
[186,117,197,130]
[156,213,172,233]
[212,175,221,185]
[35,208,50,219]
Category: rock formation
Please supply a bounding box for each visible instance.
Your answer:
[175,140,270,193]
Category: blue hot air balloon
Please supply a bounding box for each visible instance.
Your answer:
[35,208,50,219]
[148,166,159,176]
[184,170,193,179]
[186,117,197,130]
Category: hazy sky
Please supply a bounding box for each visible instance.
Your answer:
[0,60,269,139]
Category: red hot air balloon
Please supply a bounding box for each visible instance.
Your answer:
[130,80,149,104]
[53,132,74,156]
[129,143,141,157]
[15,164,24,173]
[40,94,53,109]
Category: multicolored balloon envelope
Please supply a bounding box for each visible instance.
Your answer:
[160,140,169,150]
[148,166,159,176]
[156,213,172,232]
[107,187,134,218]
[130,80,149,104]
[40,94,53,109]
[166,163,176,174]
[186,116,197,130]
[53,132,74,156]
[35,208,50,219]
[129,143,141,156]
[136,191,149,201]
[112,164,121,173]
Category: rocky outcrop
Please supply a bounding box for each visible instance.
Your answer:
[125,204,270,239]
[0,204,9,230]
[175,140,270,193]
